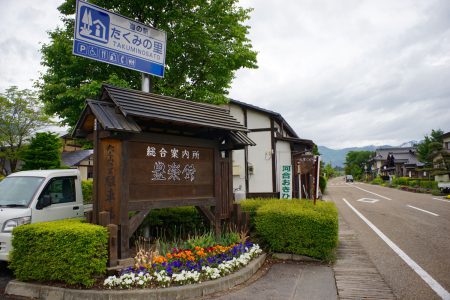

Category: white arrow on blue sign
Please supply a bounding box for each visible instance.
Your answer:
[73,0,167,77]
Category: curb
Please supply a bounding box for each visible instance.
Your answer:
[272,253,321,262]
[6,253,266,300]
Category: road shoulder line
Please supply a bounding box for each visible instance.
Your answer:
[342,198,450,300]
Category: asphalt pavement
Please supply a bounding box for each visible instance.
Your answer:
[328,177,450,300]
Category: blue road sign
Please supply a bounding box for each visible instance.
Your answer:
[73,0,166,77]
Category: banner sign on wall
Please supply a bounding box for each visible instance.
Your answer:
[280,165,292,199]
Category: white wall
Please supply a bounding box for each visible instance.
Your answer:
[78,165,88,180]
[229,105,245,124]
[232,149,246,192]
[276,141,292,192]
[247,131,273,193]
[247,110,270,129]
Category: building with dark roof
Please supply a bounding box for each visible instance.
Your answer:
[371,147,425,178]
[432,131,450,182]
[61,149,94,180]
[225,99,314,198]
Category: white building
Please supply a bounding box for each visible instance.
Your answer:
[225,99,314,198]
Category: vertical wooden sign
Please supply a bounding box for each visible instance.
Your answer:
[97,139,122,224]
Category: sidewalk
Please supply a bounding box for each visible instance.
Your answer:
[202,215,395,300]
[209,261,337,300]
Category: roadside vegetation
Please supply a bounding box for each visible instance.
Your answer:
[370,176,444,196]
[9,198,338,288]
[344,150,374,181]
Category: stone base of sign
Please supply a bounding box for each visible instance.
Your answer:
[6,253,266,300]
[272,253,320,262]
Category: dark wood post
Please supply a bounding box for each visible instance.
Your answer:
[107,224,118,267]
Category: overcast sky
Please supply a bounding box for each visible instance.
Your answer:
[1,0,449,148]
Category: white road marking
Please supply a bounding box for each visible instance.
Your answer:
[347,184,392,200]
[407,205,439,217]
[433,197,450,203]
[342,198,450,300]
[357,198,380,204]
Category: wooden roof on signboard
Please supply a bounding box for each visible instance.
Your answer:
[102,85,248,132]
[74,84,255,147]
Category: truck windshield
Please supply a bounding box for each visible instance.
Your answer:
[0,177,45,207]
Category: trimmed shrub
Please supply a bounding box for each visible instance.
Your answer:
[10,219,108,287]
[371,177,384,185]
[255,199,338,260]
[240,198,271,224]
[319,175,327,194]
[82,179,93,204]
[140,207,208,239]
[408,180,418,187]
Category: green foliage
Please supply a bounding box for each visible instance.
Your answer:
[0,86,51,175]
[255,199,338,260]
[416,129,444,164]
[20,132,62,170]
[10,219,108,287]
[82,179,93,204]
[323,163,337,179]
[240,198,272,227]
[319,175,327,194]
[141,207,208,240]
[157,229,241,255]
[344,150,374,180]
[38,0,258,127]
[391,177,438,190]
[371,176,384,185]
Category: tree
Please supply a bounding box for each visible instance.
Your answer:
[416,129,444,165]
[323,163,336,179]
[38,0,258,127]
[0,87,51,175]
[344,151,373,180]
[21,132,62,170]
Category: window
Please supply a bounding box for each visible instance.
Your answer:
[38,177,76,204]
[0,177,44,207]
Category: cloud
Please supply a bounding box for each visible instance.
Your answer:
[1,0,449,149]
[230,0,450,148]
[0,0,64,92]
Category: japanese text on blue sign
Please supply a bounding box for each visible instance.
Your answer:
[73,0,166,77]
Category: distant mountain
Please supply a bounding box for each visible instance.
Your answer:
[318,145,380,167]
[398,140,419,148]
[319,141,421,167]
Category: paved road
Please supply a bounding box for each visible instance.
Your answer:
[327,177,450,300]
[0,262,17,299]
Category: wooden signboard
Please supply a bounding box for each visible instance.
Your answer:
[128,142,214,204]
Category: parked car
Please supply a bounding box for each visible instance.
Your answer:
[345,175,354,182]
[0,169,89,261]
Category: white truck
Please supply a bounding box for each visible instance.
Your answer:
[0,169,87,261]
[438,182,450,193]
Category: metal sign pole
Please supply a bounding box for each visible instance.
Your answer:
[141,73,152,93]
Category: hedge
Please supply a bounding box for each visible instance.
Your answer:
[255,199,338,260]
[392,177,438,190]
[140,207,208,239]
[371,177,384,185]
[319,176,327,194]
[10,219,108,287]
[82,179,93,204]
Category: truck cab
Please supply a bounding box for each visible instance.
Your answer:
[0,169,84,261]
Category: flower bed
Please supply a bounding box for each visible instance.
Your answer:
[104,241,262,289]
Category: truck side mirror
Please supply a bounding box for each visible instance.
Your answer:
[36,195,52,210]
